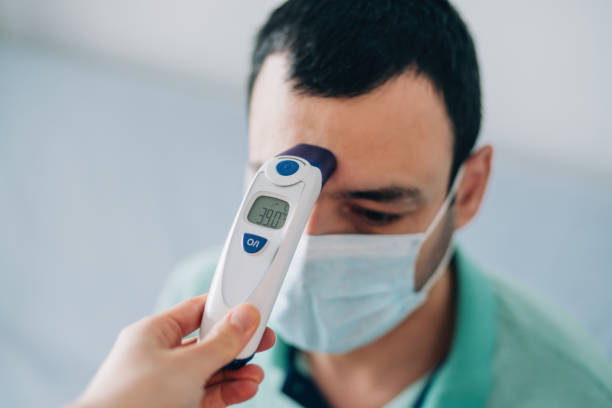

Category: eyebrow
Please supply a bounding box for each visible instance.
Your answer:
[331,187,421,203]
[249,161,420,204]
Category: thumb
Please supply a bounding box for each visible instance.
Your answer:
[181,303,260,379]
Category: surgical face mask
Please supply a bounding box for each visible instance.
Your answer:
[269,170,463,353]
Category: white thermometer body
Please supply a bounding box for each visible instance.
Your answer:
[199,144,336,368]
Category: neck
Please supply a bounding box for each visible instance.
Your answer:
[305,265,456,408]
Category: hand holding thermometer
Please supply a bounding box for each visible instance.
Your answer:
[199,144,336,369]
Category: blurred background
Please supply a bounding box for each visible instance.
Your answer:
[1,0,611,406]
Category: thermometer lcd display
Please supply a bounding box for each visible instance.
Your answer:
[247,196,290,229]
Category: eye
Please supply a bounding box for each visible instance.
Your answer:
[349,205,403,225]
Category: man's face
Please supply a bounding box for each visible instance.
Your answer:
[249,54,493,290]
[247,54,490,288]
[249,54,454,238]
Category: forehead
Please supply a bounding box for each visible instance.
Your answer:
[248,54,454,192]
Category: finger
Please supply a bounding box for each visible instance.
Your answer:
[183,327,272,350]
[181,303,260,378]
[201,380,259,408]
[206,364,264,387]
[256,327,276,352]
[181,337,198,347]
[146,295,208,348]
[182,327,272,353]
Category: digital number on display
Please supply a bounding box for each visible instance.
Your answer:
[247,196,290,229]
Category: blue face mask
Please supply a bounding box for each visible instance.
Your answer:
[269,170,463,353]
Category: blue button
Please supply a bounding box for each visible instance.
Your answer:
[276,160,299,176]
[243,233,268,254]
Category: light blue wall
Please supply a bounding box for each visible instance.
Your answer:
[1,41,611,407]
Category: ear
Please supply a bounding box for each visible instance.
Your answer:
[454,145,493,230]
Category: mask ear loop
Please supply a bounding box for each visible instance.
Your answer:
[422,167,465,239]
[417,166,465,294]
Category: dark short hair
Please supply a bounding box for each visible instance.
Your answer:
[248,0,481,182]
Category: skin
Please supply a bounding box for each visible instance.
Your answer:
[249,54,493,408]
[71,296,276,408]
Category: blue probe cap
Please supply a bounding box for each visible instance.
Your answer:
[276,144,337,187]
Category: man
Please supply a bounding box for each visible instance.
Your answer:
[157,0,612,406]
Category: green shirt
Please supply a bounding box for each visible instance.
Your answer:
[156,247,612,407]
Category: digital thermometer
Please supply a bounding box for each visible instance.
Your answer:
[199,144,336,369]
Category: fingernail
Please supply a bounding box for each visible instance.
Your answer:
[230,305,257,333]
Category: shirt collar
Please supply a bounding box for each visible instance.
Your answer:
[424,247,496,407]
